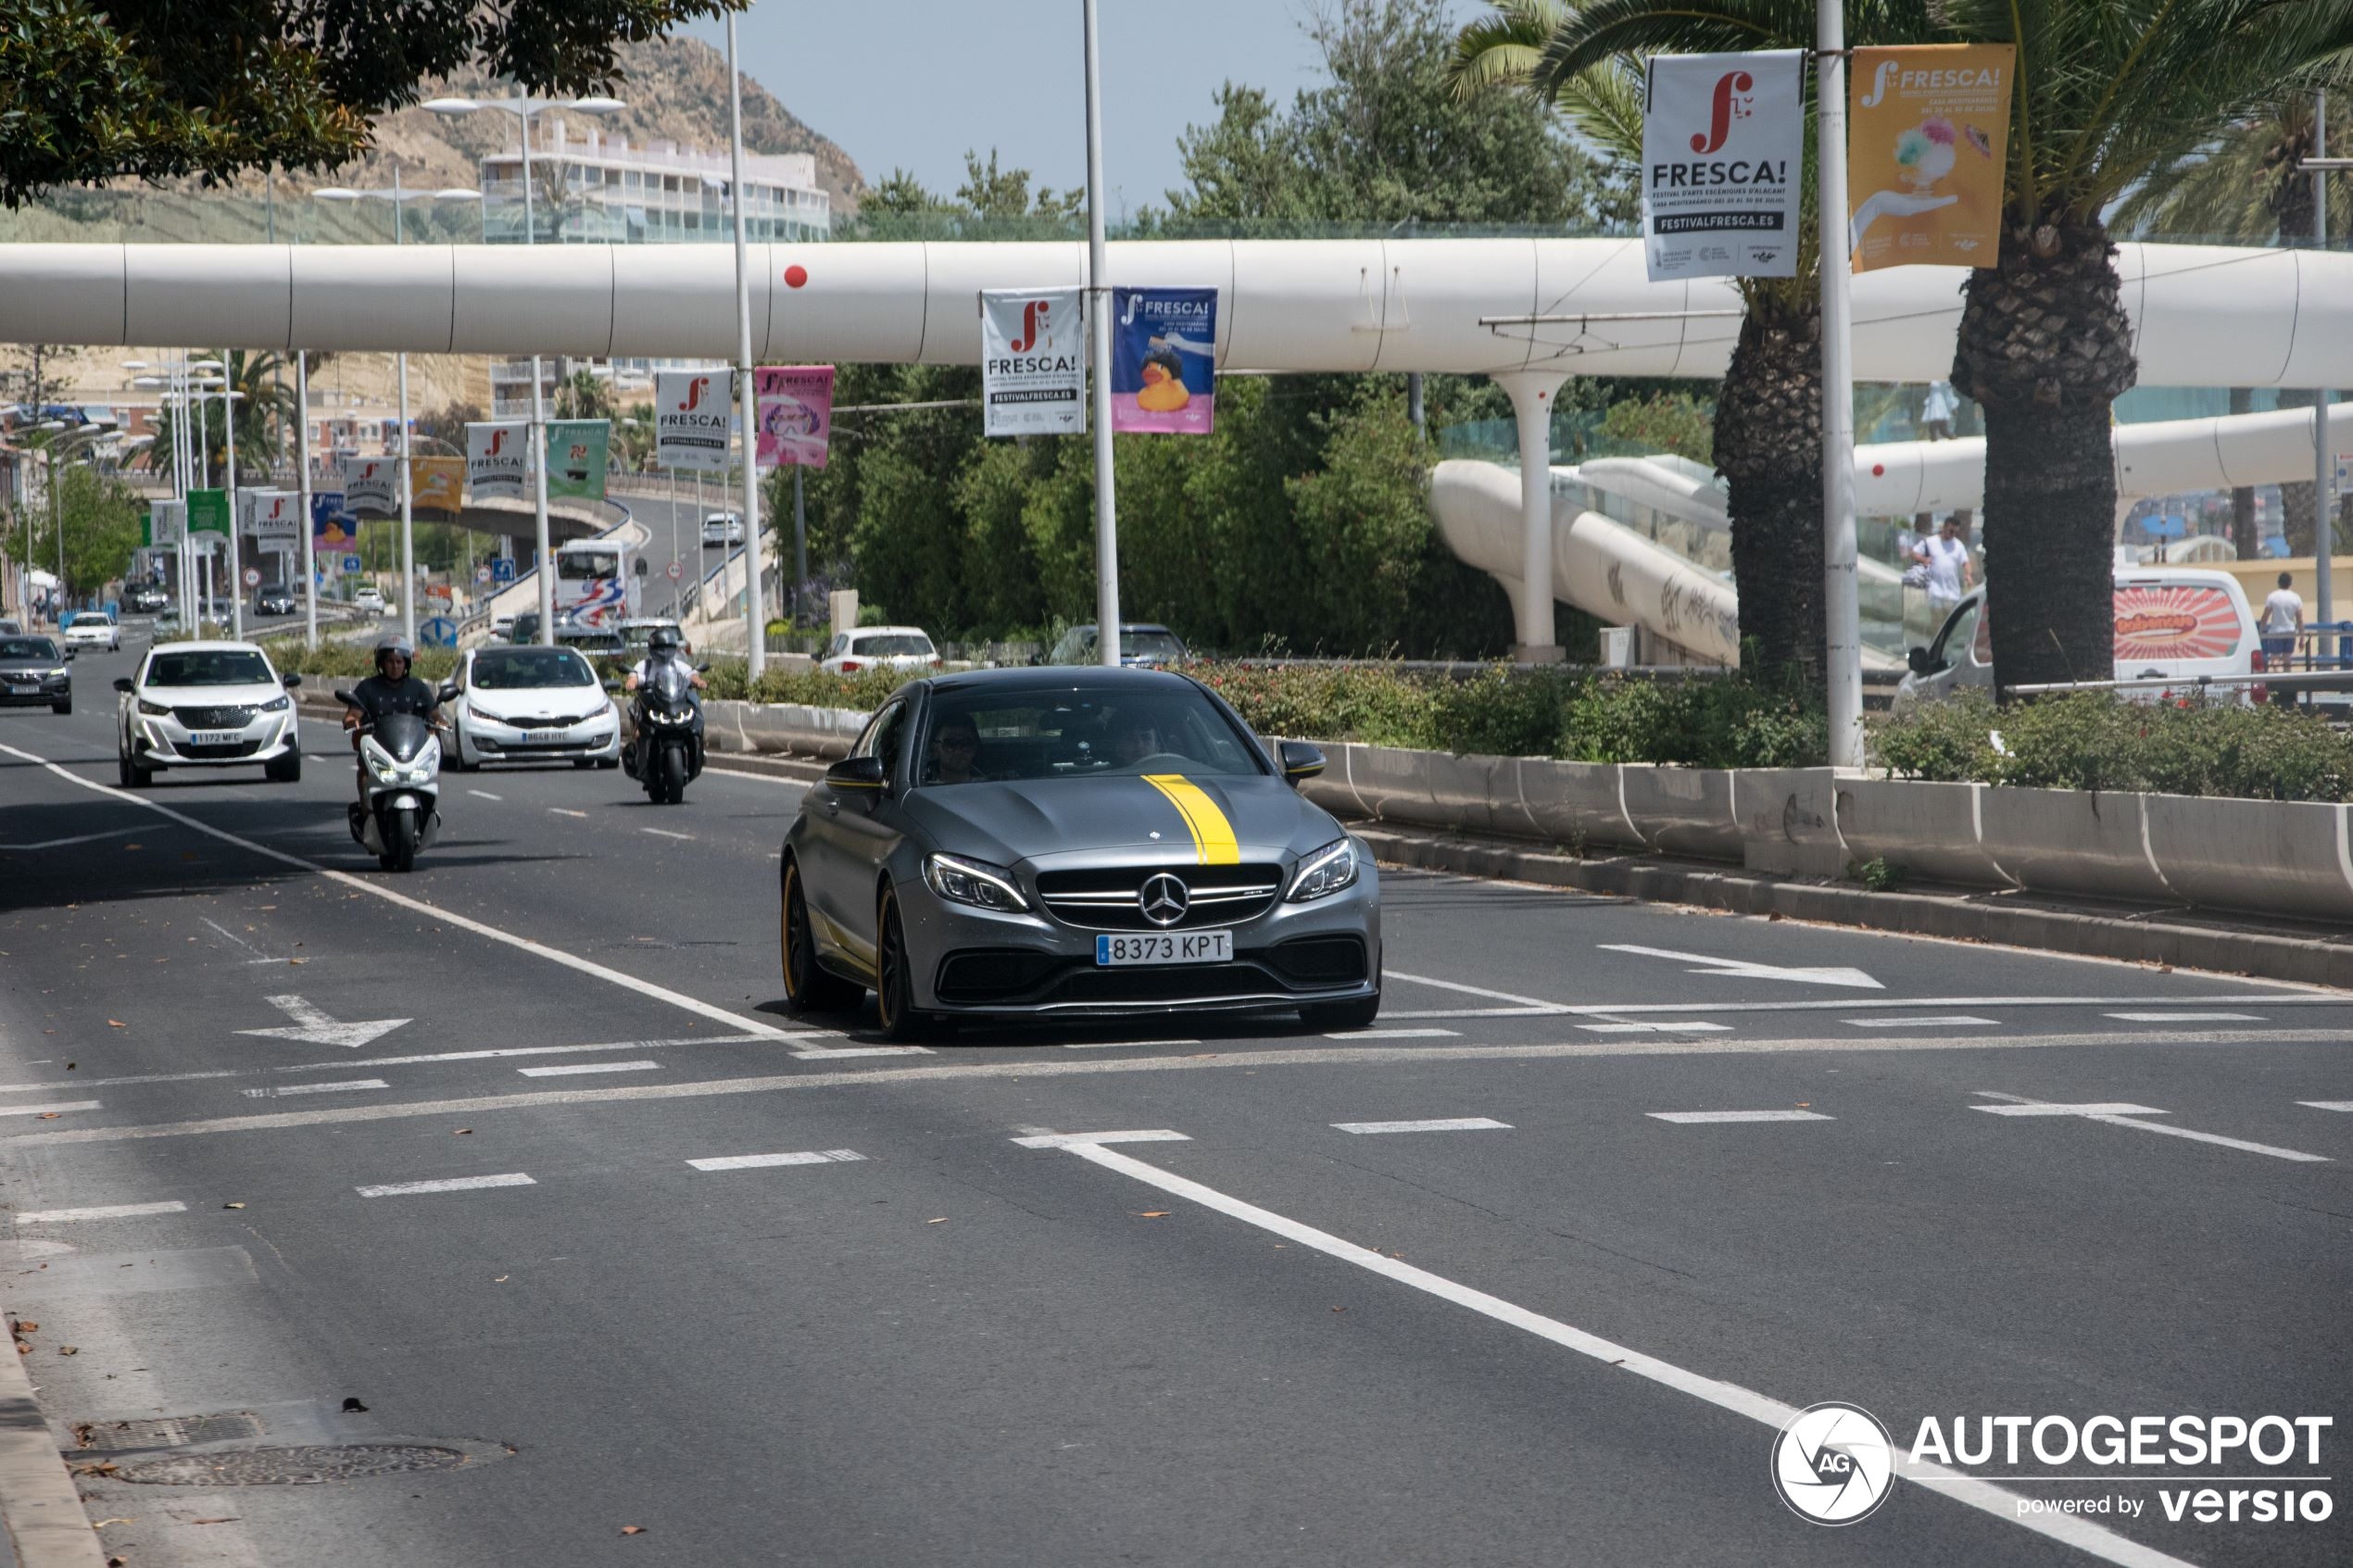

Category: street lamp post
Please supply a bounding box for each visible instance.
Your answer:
[726,12,766,679]
[425,91,625,648]
[1081,0,1121,667]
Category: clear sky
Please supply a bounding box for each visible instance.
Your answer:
[687,2,1480,215]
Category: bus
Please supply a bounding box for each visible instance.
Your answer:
[552,539,637,629]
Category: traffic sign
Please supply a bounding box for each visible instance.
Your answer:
[476,566,493,585]
[491,558,516,583]
[343,554,364,574]
[244,567,261,587]
[418,616,459,649]
[665,559,684,581]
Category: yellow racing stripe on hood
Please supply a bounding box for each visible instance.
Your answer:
[1142,774,1240,865]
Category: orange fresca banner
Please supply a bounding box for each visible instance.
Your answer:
[1848,44,2014,272]
[412,458,464,513]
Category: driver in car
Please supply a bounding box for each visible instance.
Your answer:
[624,627,705,694]
[1112,713,1176,768]
[343,635,442,744]
[925,717,989,784]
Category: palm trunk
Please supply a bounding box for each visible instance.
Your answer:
[2228,386,2258,559]
[1712,293,1824,684]
[1950,216,2138,694]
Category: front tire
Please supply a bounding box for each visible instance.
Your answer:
[873,888,931,1042]
[381,809,419,872]
[660,744,687,803]
[779,858,858,1013]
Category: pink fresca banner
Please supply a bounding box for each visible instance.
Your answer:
[755,366,836,469]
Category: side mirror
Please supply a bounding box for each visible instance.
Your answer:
[111,677,132,694]
[436,684,459,705]
[694,662,711,673]
[64,647,75,660]
[282,672,302,688]
[602,677,623,693]
[1906,646,1934,676]
[825,755,887,792]
[333,688,358,708]
[1278,740,1326,784]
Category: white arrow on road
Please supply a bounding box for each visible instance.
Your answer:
[1597,945,1884,990]
[237,995,411,1048]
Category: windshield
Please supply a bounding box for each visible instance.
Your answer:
[472,648,595,690]
[145,650,274,686]
[558,551,619,582]
[918,684,1265,786]
[1125,630,1187,659]
[622,623,677,649]
[0,638,59,660]
[855,633,935,658]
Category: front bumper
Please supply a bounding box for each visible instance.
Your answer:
[460,709,621,764]
[124,709,298,766]
[901,858,1381,1018]
[0,676,69,707]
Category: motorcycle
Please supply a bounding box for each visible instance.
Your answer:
[621,660,707,805]
[336,686,449,872]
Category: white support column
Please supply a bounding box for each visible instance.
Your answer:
[1497,370,1567,662]
[298,352,316,650]
[1818,0,1864,766]
[2315,90,2335,645]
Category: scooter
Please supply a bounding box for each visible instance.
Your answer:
[621,661,707,805]
[336,687,448,872]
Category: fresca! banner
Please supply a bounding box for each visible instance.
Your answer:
[1641,50,1804,281]
[755,366,836,469]
[545,420,610,503]
[656,368,733,472]
[981,287,1086,437]
[466,421,529,502]
[148,498,185,546]
[342,456,398,516]
[411,458,463,513]
[242,488,302,540]
[1849,44,2014,271]
[310,492,358,551]
[1111,288,1217,435]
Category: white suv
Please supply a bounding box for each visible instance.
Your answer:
[62,614,120,653]
[701,512,743,547]
[352,586,387,617]
[115,641,303,786]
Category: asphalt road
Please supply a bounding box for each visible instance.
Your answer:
[1,633,2348,1568]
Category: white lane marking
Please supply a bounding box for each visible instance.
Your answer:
[0,1035,809,1095]
[1973,1102,2170,1118]
[15,1201,186,1223]
[1577,1022,1731,1035]
[0,827,146,851]
[16,1029,2352,1151]
[356,1173,535,1198]
[516,1060,661,1078]
[1332,1117,1511,1135]
[236,994,409,1048]
[1648,1110,1833,1124]
[549,808,588,818]
[1382,1007,1563,1020]
[641,827,694,841]
[1021,1136,2196,1568]
[2103,1011,2264,1022]
[793,1046,937,1060]
[241,1080,390,1098]
[1598,944,1881,990]
[200,916,270,959]
[2301,1100,2353,1112]
[0,1101,101,1118]
[467,788,502,801]
[686,1149,866,1171]
[0,739,830,1046]
[1846,1015,1996,1028]
[1534,994,2348,1017]
[1385,971,1568,1011]
[1010,1129,1191,1149]
[1333,1027,1459,1040]
[1062,1038,1202,1050]
[1973,1098,2331,1163]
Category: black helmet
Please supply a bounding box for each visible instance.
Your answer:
[373,634,414,672]
[648,627,682,655]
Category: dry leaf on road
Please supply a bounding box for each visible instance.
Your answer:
[621,1525,646,1536]
[925,1217,947,1224]
[1133,1211,1170,1219]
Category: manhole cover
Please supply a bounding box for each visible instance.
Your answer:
[71,1412,264,1453]
[113,1444,469,1486]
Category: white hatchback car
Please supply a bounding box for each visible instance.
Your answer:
[818,625,940,676]
[449,644,621,770]
[115,640,302,786]
[352,586,387,617]
[63,614,120,653]
[701,512,743,547]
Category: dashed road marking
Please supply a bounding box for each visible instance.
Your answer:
[1011,1129,1190,1149]
[1578,1022,1731,1035]
[242,1080,390,1098]
[1647,1110,1832,1124]
[1386,971,1568,1012]
[16,1201,185,1223]
[642,827,693,841]
[1332,1117,1510,1135]
[1973,1101,2168,1118]
[2103,1011,2265,1022]
[1973,1094,2330,1162]
[1848,1015,1996,1028]
[467,788,502,801]
[2300,1100,2353,1112]
[517,1060,661,1078]
[1335,1028,1459,1040]
[1062,1038,1202,1050]
[0,1101,101,1118]
[356,1173,535,1198]
[687,1149,866,1171]
[549,808,588,819]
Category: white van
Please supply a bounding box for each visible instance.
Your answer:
[1896,568,2262,709]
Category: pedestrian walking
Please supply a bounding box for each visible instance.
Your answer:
[2261,570,2303,707]
[1912,514,1974,623]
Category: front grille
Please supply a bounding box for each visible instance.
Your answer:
[478,737,595,755]
[1267,935,1369,985]
[176,740,262,760]
[173,705,256,729]
[1036,863,1282,932]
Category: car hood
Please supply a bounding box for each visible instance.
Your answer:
[466,688,608,721]
[137,681,284,709]
[0,657,64,675]
[904,772,1340,869]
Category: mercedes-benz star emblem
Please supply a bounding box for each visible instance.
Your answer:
[1139,872,1190,927]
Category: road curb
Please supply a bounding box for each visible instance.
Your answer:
[1353,822,2353,989]
[0,1318,105,1568]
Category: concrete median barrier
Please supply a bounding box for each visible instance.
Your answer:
[1976,786,2178,905]
[2140,794,2353,922]
[1833,777,2012,889]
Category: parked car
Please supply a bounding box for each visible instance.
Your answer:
[1047,622,1191,668]
[448,644,620,770]
[352,586,387,617]
[0,618,20,635]
[126,587,168,614]
[701,511,744,547]
[1897,568,2264,709]
[114,640,302,786]
[0,633,70,714]
[820,625,940,676]
[62,612,120,653]
[255,584,297,616]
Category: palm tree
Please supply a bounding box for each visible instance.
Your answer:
[1454,2,1935,684]
[136,348,298,481]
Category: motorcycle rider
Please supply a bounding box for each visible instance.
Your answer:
[623,627,705,694]
[343,634,442,740]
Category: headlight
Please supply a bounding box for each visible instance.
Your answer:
[924,853,1029,912]
[48,668,68,680]
[467,703,498,724]
[258,695,290,712]
[1287,838,1359,902]
[136,696,170,716]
